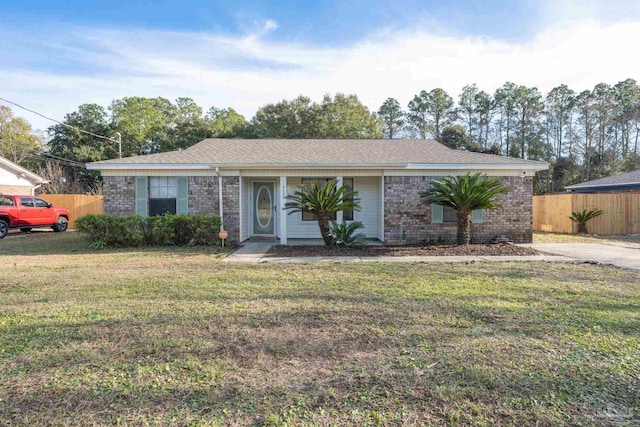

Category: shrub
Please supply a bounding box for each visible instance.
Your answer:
[75,214,146,247]
[151,214,221,246]
[76,214,222,248]
[327,221,366,247]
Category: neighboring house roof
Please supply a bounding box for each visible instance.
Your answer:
[0,156,48,185]
[87,139,548,170]
[566,169,640,190]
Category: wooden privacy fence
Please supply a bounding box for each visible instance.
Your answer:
[533,193,640,235]
[41,194,104,228]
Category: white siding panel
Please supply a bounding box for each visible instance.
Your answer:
[0,167,35,186]
[353,177,379,238]
[240,178,250,241]
[285,176,380,239]
[286,177,322,238]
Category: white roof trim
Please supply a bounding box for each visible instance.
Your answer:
[86,163,215,170]
[88,161,547,171]
[406,163,548,171]
[0,156,48,184]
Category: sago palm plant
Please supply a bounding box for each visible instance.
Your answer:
[420,173,509,245]
[284,179,360,246]
[327,221,366,247]
[569,209,604,234]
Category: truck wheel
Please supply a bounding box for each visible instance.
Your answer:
[0,219,8,239]
[53,216,68,233]
[20,228,32,233]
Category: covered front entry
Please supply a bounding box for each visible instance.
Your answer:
[240,175,383,244]
[251,181,276,236]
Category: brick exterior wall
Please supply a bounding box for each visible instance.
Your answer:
[103,176,135,215]
[102,172,532,245]
[187,176,240,242]
[221,177,240,242]
[102,175,241,242]
[188,176,218,215]
[384,176,533,245]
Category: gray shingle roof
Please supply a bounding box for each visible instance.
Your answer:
[89,139,548,169]
[566,169,640,189]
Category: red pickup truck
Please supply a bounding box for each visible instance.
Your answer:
[0,195,70,239]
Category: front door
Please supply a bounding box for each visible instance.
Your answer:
[252,181,275,235]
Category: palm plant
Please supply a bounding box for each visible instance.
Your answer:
[284,179,360,246]
[420,173,509,245]
[569,209,604,234]
[328,221,366,247]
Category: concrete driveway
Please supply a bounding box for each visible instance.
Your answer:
[527,242,640,271]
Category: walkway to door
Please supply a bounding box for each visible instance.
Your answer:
[226,239,277,262]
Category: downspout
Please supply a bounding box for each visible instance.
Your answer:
[216,167,224,230]
[31,182,47,196]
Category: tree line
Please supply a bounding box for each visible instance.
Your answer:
[1,78,639,194]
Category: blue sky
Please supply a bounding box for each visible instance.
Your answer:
[1,0,639,131]
[3,0,539,43]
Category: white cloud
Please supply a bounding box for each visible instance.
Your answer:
[263,20,278,32]
[2,13,640,132]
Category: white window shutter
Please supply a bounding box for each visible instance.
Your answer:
[135,176,148,216]
[176,177,188,214]
[431,204,443,224]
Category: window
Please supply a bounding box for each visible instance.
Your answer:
[34,198,50,208]
[149,177,177,216]
[443,205,457,223]
[342,178,354,221]
[20,198,34,207]
[0,197,14,206]
[150,177,177,199]
[432,204,484,224]
[300,178,353,221]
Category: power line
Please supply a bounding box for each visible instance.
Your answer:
[0,96,123,157]
[41,152,86,167]
[27,153,85,168]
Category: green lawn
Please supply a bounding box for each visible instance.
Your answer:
[1,233,639,426]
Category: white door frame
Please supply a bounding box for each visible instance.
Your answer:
[249,178,278,237]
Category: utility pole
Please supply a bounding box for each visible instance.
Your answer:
[115,132,122,158]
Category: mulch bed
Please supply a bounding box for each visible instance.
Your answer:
[265,243,539,257]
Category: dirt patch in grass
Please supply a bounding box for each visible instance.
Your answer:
[266,243,540,257]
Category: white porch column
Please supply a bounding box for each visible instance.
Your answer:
[336,176,343,223]
[279,176,287,245]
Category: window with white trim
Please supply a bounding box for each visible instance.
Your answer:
[149,177,177,216]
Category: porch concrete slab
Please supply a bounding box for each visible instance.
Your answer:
[286,238,383,246]
[225,239,276,262]
[524,243,640,271]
